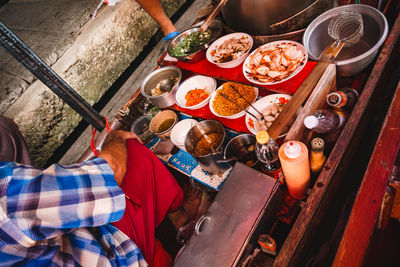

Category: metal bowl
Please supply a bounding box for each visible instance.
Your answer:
[303,4,388,76]
[167,20,223,63]
[184,120,230,174]
[224,134,258,168]
[141,66,182,108]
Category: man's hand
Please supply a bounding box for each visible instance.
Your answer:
[98,130,142,185]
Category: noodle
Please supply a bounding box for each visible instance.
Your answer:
[212,82,256,116]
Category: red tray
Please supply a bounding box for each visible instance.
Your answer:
[159,52,317,95]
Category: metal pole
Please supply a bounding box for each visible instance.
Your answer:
[0,21,105,131]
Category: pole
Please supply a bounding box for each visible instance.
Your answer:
[0,21,105,131]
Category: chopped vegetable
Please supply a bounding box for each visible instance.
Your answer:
[170,30,211,57]
[185,88,209,107]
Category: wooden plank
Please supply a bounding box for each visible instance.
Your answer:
[60,0,212,164]
[273,12,400,267]
[332,18,400,267]
[268,61,330,139]
[284,63,336,141]
[333,81,400,267]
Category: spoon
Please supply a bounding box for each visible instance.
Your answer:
[159,77,178,92]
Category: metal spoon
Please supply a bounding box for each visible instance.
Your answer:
[159,77,178,92]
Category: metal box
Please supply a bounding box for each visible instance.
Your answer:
[175,162,279,266]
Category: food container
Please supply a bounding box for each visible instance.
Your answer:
[130,114,155,144]
[303,4,388,76]
[167,20,223,63]
[175,75,217,110]
[206,32,253,68]
[149,110,178,140]
[209,83,258,119]
[170,119,198,151]
[141,66,182,108]
[224,134,258,167]
[245,94,292,135]
[184,120,230,174]
[243,40,308,85]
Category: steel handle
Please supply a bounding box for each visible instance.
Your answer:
[194,213,211,236]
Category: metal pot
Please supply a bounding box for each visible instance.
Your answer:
[303,4,388,76]
[220,0,335,35]
[223,134,258,168]
[141,66,182,108]
[184,120,230,174]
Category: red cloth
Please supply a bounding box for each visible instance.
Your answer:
[113,139,183,267]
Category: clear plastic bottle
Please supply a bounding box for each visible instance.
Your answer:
[326,87,358,111]
[303,109,347,134]
[255,131,284,184]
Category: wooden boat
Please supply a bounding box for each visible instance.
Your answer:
[74,2,400,266]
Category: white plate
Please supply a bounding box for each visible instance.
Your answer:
[242,40,307,85]
[209,83,258,119]
[245,94,291,135]
[206,32,253,69]
[175,75,217,110]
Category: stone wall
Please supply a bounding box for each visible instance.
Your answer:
[0,0,185,166]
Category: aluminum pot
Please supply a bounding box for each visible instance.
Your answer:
[184,120,230,174]
[220,0,334,35]
[303,4,388,76]
[141,66,182,108]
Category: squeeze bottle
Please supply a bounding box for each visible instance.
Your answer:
[278,141,310,199]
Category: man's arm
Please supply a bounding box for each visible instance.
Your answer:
[98,130,141,185]
[135,0,177,36]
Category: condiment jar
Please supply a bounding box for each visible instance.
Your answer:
[278,141,310,199]
[310,137,326,174]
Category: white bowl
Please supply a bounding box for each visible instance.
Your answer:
[175,75,217,110]
[206,32,253,69]
[243,40,307,85]
[245,94,292,135]
[170,119,198,151]
[209,83,258,119]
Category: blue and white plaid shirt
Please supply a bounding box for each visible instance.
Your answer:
[0,158,147,266]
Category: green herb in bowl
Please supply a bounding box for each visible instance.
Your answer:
[170,30,211,57]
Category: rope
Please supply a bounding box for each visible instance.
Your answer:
[91,116,112,157]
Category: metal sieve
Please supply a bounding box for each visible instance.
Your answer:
[328,11,364,47]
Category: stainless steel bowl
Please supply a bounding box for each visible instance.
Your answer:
[167,20,223,63]
[141,66,182,108]
[224,134,258,168]
[184,120,230,174]
[303,4,388,76]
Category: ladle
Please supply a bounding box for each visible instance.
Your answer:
[159,76,178,92]
[200,0,228,32]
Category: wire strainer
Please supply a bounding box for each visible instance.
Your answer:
[328,11,364,47]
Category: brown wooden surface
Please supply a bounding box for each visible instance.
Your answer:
[332,16,400,267]
[273,12,400,267]
[284,64,336,141]
[268,61,331,139]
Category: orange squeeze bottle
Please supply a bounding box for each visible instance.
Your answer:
[278,141,310,199]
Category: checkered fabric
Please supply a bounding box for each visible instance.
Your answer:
[0,158,147,267]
